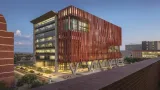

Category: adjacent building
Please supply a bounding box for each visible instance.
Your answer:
[0,14,14,86]
[31,11,57,71]
[121,50,132,58]
[132,50,160,58]
[125,41,160,58]
[31,5,122,73]
[142,41,160,50]
[125,44,142,51]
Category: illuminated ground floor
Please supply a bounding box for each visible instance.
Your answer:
[132,50,160,58]
[35,59,124,74]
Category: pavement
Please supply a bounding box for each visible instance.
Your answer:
[14,61,126,84]
[14,70,25,76]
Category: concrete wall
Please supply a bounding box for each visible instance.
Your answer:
[157,41,160,50]
[131,51,142,58]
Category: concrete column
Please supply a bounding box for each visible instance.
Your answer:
[55,15,58,73]
[86,61,93,72]
[33,25,36,65]
[108,60,112,69]
[69,63,79,75]
[98,60,103,71]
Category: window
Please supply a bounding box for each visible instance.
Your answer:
[36,39,39,43]
[70,18,78,30]
[36,45,39,48]
[64,19,69,30]
[35,29,38,33]
[51,49,55,53]
[46,37,53,41]
[36,50,45,53]
[45,49,50,53]
[78,21,82,31]
[35,16,55,27]
[40,38,45,42]
[41,44,45,47]
[50,56,55,60]
[40,56,45,59]
[63,17,89,32]
[78,20,88,32]
[46,43,53,47]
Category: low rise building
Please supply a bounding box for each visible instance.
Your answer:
[125,44,142,51]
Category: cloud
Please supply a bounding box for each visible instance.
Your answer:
[15,42,23,45]
[14,29,33,52]
[15,41,32,46]
[15,30,21,36]
[24,34,32,38]
[14,30,32,38]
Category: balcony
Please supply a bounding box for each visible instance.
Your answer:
[36,46,55,49]
[35,40,55,45]
[35,20,55,29]
[31,58,160,90]
[35,26,55,35]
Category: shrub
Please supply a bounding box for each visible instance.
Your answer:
[124,57,141,64]
[21,74,38,88]
[44,70,52,74]
[20,67,25,70]
[36,67,43,72]
[37,73,43,76]
[30,70,35,73]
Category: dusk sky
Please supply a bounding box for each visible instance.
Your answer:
[0,0,160,52]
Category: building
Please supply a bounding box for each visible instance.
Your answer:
[132,50,160,58]
[125,44,142,51]
[121,50,132,58]
[31,5,122,73]
[0,14,14,86]
[142,41,160,50]
[31,11,58,72]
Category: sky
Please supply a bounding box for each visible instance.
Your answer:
[0,0,160,52]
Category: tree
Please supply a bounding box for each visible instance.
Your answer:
[14,54,21,64]
[14,54,18,64]
[21,74,37,88]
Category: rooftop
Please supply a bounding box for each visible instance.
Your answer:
[30,11,57,24]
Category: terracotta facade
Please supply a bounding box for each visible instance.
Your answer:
[58,6,122,63]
